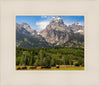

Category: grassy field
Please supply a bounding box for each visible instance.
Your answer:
[16,65,84,70]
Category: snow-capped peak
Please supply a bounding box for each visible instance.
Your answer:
[57,17,61,20]
[51,16,63,24]
[49,16,64,26]
[54,16,62,20]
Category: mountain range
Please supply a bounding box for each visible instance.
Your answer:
[16,16,84,48]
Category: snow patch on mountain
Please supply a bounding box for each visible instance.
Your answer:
[77,30,83,32]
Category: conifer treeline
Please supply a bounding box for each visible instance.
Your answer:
[16,47,84,66]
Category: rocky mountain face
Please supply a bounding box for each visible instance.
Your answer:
[39,17,69,45]
[45,16,68,31]
[68,22,84,35]
[16,16,84,48]
[40,29,71,45]
[16,23,52,48]
[16,23,37,36]
[39,16,84,45]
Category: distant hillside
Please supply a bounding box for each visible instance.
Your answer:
[16,31,52,48]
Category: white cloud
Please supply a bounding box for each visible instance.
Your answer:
[36,16,55,31]
[36,21,49,30]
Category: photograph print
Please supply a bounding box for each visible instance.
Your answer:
[16,16,84,70]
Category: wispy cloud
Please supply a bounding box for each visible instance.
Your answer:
[36,21,49,30]
[36,16,54,30]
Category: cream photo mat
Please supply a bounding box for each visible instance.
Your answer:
[0,0,100,86]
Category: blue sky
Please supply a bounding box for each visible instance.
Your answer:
[16,16,84,31]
